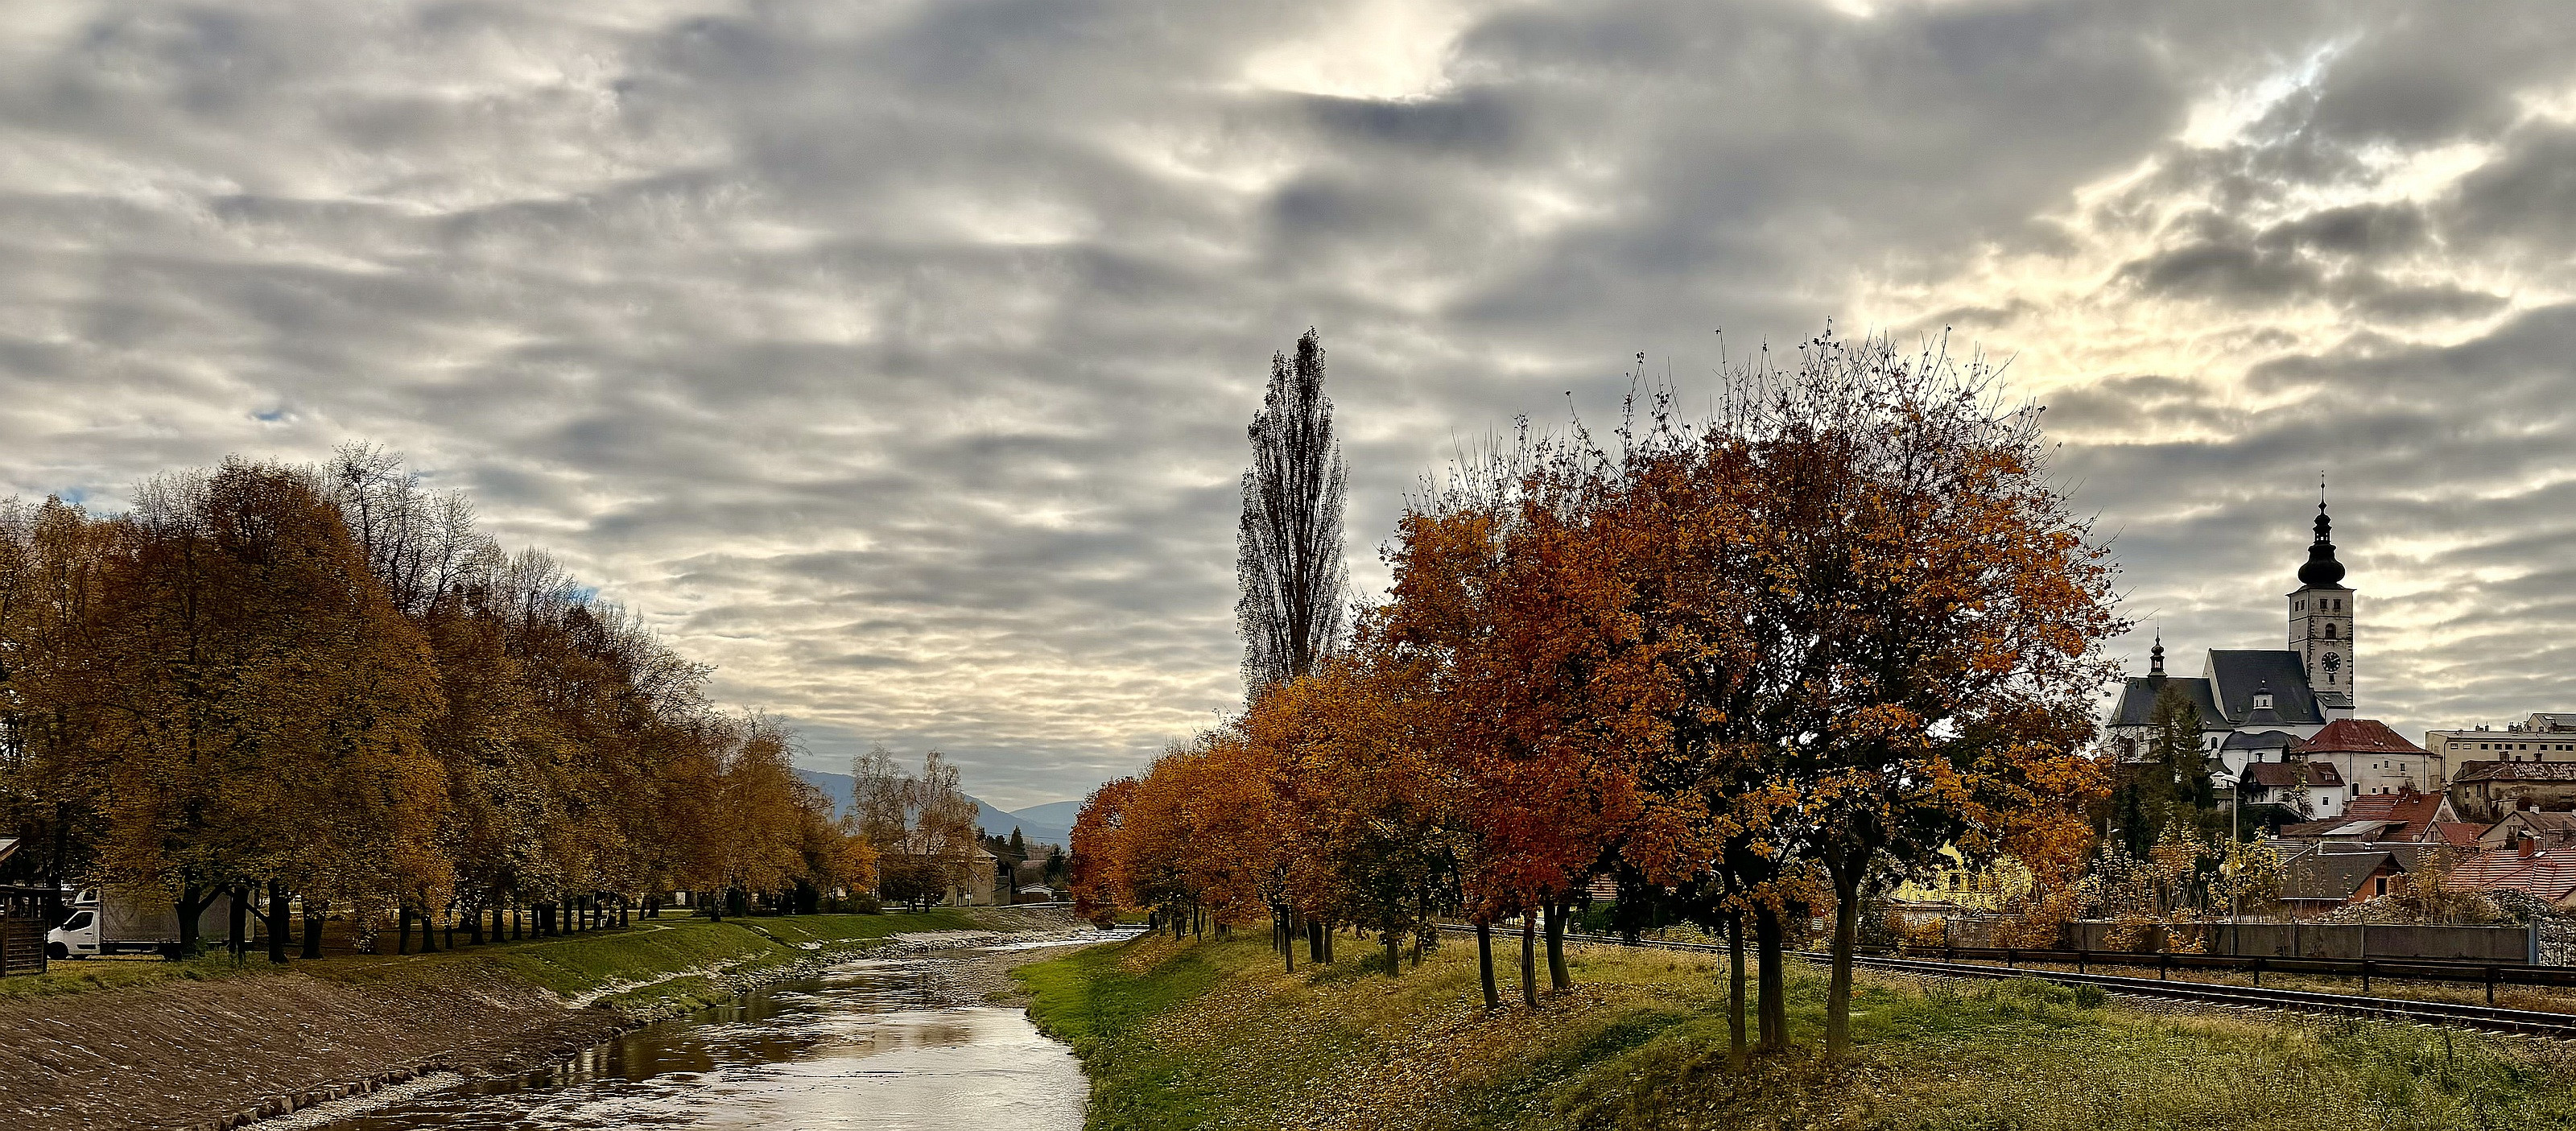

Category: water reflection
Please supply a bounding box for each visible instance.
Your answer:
[325,958,1086,1130]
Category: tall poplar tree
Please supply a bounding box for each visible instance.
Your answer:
[1237,328,1348,700]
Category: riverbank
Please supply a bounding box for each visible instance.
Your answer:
[1017,932,2576,1130]
[2,906,1083,1131]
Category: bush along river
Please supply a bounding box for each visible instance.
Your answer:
[303,935,1128,1131]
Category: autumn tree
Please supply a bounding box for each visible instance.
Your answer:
[1690,336,2122,1056]
[1068,778,1137,927]
[1,445,866,957]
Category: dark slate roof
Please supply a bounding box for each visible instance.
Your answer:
[2244,762,2343,788]
[2207,650,2325,725]
[2107,675,2227,729]
[2279,848,2396,902]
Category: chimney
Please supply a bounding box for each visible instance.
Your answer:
[2521,837,2541,859]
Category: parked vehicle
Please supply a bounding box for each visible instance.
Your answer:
[45,889,234,960]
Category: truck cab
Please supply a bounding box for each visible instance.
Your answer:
[45,889,101,960]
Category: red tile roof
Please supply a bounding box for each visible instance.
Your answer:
[2434,821,2487,847]
[2340,790,2446,842]
[2297,719,2429,756]
[2449,851,2576,904]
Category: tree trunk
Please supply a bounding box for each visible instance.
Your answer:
[1323,920,1334,963]
[1477,921,1499,1007]
[1308,918,1324,964]
[45,806,70,929]
[175,885,208,956]
[1827,860,1862,1058]
[397,906,412,955]
[1728,911,1748,1068]
[1383,930,1400,978]
[1520,915,1538,1006]
[266,881,290,964]
[227,886,250,958]
[1281,908,1294,972]
[303,906,324,960]
[419,906,439,952]
[1544,899,1571,991]
[1755,908,1785,1052]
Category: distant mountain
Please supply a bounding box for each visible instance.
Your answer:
[1007,799,1085,831]
[793,769,1073,851]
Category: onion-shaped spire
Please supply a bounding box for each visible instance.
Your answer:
[2299,499,2346,588]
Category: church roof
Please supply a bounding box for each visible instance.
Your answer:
[2207,650,2325,725]
[2221,729,2301,751]
[2298,719,2427,756]
[2107,676,2225,729]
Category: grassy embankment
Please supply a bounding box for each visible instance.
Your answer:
[2,910,976,1014]
[1018,932,2576,1130]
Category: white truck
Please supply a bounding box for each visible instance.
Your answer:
[46,888,237,960]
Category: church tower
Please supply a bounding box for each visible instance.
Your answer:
[2288,497,2354,717]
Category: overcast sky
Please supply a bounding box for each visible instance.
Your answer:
[6,0,2574,808]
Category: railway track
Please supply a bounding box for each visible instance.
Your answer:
[1440,924,2576,1039]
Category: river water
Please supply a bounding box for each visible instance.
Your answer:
[320,945,1099,1130]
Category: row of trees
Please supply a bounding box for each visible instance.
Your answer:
[0,447,874,958]
[1075,330,2127,1059]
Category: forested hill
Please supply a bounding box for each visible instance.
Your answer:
[792,770,1074,850]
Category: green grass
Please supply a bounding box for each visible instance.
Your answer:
[1019,934,2576,1131]
[2,910,976,1013]
[0,951,261,1000]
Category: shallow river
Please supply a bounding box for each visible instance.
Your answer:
[321,948,1095,1130]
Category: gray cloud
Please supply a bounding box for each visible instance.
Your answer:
[3,0,2574,807]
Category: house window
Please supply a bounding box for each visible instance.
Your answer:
[2374,877,2388,898]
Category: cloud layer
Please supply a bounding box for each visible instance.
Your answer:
[4,0,2573,806]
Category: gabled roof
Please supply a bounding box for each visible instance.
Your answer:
[2107,675,2227,729]
[2243,762,2343,788]
[2434,821,2487,847]
[2496,811,2576,833]
[2280,849,2396,902]
[2207,650,2326,725]
[2342,790,2448,841]
[2299,719,2429,756]
[2451,760,2576,784]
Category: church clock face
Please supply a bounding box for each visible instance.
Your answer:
[2322,652,2342,675]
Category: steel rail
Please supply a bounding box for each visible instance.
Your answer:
[1438,924,2576,1039]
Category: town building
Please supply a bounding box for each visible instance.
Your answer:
[2424,713,2576,776]
[2297,719,2442,798]
[2275,787,2453,846]
[2448,761,2576,823]
[2277,847,2408,918]
[2477,810,2576,852]
[2235,762,2346,821]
